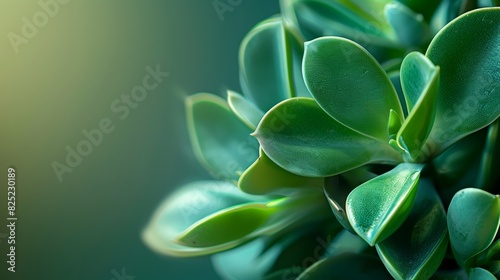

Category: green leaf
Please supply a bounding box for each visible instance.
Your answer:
[227,90,264,130]
[395,0,443,21]
[239,17,306,111]
[447,188,500,267]
[482,262,500,277]
[238,148,323,195]
[477,239,500,265]
[469,267,497,280]
[280,0,405,63]
[388,109,403,140]
[303,37,404,141]
[385,2,431,47]
[477,120,500,190]
[376,179,448,280]
[142,181,270,257]
[397,52,439,160]
[324,168,377,233]
[431,128,487,206]
[296,253,391,279]
[186,93,259,182]
[254,97,401,177]
[323,229,369,258]
[346,163,423,246]
[213,226,331,280]
[387,70,409,117]
[176,203,276,248]
[431,268,468,280]
[426,7,500,153]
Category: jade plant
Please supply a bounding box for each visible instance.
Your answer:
[143,1,500,279]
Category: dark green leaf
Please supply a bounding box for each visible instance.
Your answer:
[254,97,402,177]
[426,8,500,153]
[477,120,500,190]
[186,93,259,182]
[280,0,406,62]
[431,128,487,206]
[395,0,443,21]
[296,253,392,279]
[376,179,448,280]
[469,267,497,280]
[213,228,330,280]
[346,163,423,246]
[447,188,500,267]
[303,37,404,141]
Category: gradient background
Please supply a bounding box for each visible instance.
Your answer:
[0,1,279,279]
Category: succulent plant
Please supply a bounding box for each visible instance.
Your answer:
[144,1,500,279]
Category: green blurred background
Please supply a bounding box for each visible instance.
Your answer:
[0,1,279,279]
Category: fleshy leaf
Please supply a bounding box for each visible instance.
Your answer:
[303,37,404,141]
[254,97,402,177]
[385,2,431,47]
[395,0,443,21]
[142,181,270,257]
[324,169,377,233]
[296,253,391,280]
[447,188,500,267]
[397,52,439,159]
[346,163,423,246]
[227,90,264,130]
[431,128,487,206]
[388,109,403,140]
[213,227,331,280]
[376,179,448,280]
[280,0,405,63]
[240,17,307,111]
[186,93,259,182]
[469,267,497,280]
[176,203,276,248]
[239,148,323,195]
[476,239,500,266]
[477,120,500,190]
[426,8,500,153]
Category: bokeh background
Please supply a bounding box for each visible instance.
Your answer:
[0,1,279,279]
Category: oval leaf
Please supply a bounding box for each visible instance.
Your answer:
[324,169,377,233]
[469,267,497,280]
[186,93,259,182]
[239,148,323,195]
[376,179,448,280]
[303,36,404,141]
[385,2,431,47]
[447,188,500,267]
[346,163,423,246]
[176,203,275,248]
[227,90,264,130]
[254,97,402,177]
[142,181,269,257]
[239,17,306,111]
[397,52,440,160]
[426,7,500,153]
